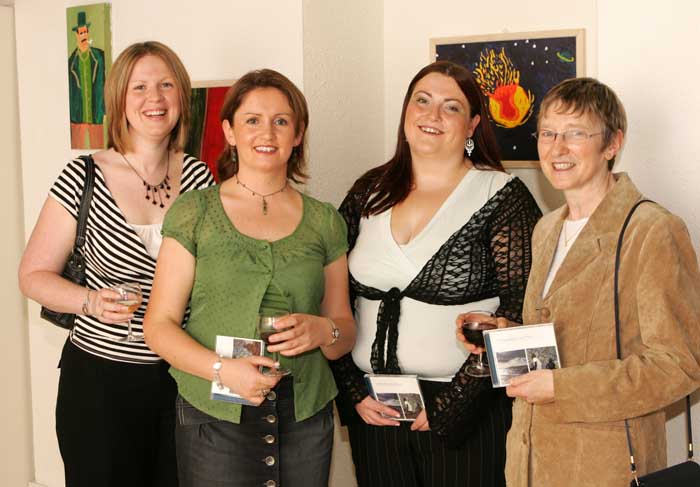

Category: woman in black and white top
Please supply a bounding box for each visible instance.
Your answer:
[331,61,541,487]
[19,42,213,487]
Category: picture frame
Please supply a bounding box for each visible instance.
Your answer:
[431,29,585,169]
[186,80,235,181]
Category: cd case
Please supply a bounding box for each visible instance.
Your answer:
[364,374,426,421]
[210,335,264,405]
[483,322,561,388]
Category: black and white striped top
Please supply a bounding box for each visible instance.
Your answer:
[50,154,215,364]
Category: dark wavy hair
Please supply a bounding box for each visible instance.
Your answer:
[352,61,503,216]
[216,69,309,183]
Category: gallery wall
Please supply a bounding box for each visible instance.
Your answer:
[11,0,700,485]
[0,5,33,487]
[597,1,700,461]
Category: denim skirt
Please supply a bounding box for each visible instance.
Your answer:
[175,377,333,487]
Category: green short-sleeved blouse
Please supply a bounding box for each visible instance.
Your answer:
[162,185,348,423]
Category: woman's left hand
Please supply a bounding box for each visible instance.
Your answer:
[505,370,554,404]
[266,313,330,356]
[410,409,431,432]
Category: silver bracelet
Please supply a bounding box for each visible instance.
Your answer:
[212,356,224,390]
[327,318,340,345]
[81,289,91,315]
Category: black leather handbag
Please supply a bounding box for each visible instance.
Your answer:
[614,200,700,487]
[40,155,96,330]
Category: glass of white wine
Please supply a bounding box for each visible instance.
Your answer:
[257,313,291,376]
[112,282,143,342]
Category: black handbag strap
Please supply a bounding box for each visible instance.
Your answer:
[74,155,96,250]
[613,199,694,485]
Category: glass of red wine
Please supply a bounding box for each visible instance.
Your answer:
[462,310,497,378]
[257,313,291,376]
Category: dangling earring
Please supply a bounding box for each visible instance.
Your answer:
[465,138,475,157]
[231,146,238,164]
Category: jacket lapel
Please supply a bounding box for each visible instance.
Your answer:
[527,208,565,303]
[542,173,642,300]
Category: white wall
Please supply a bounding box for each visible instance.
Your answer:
[597,1,700,463]
[0,5,34,486]
[302,1,384,484]
[302,0,384,206]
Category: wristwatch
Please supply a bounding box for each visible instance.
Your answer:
[327,318,340,345]
[212,356,224,390]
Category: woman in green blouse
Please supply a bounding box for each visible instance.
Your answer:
[144,69,356,487]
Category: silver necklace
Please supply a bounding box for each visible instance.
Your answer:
[235,175,287,215]
[563,219,586,247]
[120,152,171,208]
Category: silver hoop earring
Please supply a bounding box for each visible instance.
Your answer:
[465,138,475,157]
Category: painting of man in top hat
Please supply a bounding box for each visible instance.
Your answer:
[66,4,112,149]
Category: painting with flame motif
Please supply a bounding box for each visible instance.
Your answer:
[431,30,584,168]
[186,81,235,181]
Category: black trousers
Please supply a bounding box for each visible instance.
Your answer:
[56,340,178,487]
[347,396,510,487]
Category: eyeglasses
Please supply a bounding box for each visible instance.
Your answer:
[532,129,604,145]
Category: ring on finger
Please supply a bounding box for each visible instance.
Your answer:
[260,388,270,397]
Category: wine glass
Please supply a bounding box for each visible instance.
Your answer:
[257,313,291,376]
[112,282,143,342]
[462,310,497,378]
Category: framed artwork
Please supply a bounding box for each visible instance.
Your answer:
[66,3,112,150]
[431,29,585,168]
[185,81,234,181]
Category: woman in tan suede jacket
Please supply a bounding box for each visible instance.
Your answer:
[459,77,700,486]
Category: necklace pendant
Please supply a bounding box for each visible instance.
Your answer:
[262,198,268,215]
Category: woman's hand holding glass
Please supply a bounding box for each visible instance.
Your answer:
[265,313,335,356]
[455,312,511,353]
[219,355,282,406]
[85,287,137,325]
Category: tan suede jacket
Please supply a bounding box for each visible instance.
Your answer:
[505,173,700,487]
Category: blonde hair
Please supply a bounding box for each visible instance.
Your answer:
[105,41,191,152]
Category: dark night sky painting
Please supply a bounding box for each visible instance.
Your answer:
[435,34,579,162]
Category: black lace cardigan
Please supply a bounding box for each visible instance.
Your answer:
[330,176,542,443]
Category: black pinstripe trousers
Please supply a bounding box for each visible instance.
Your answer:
[347,396,510,487]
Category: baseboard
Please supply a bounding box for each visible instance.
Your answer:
[29,482,49,487]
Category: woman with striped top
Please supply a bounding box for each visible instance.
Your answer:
[19,42,214,487]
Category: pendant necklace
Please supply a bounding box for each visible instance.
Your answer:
[120,152,171,208]
[235,175,288,215]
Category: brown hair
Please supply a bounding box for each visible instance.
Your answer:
[538,77,627,169]
[216,69,309,183]
[105,41,191,153]
[352,61,503,216]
